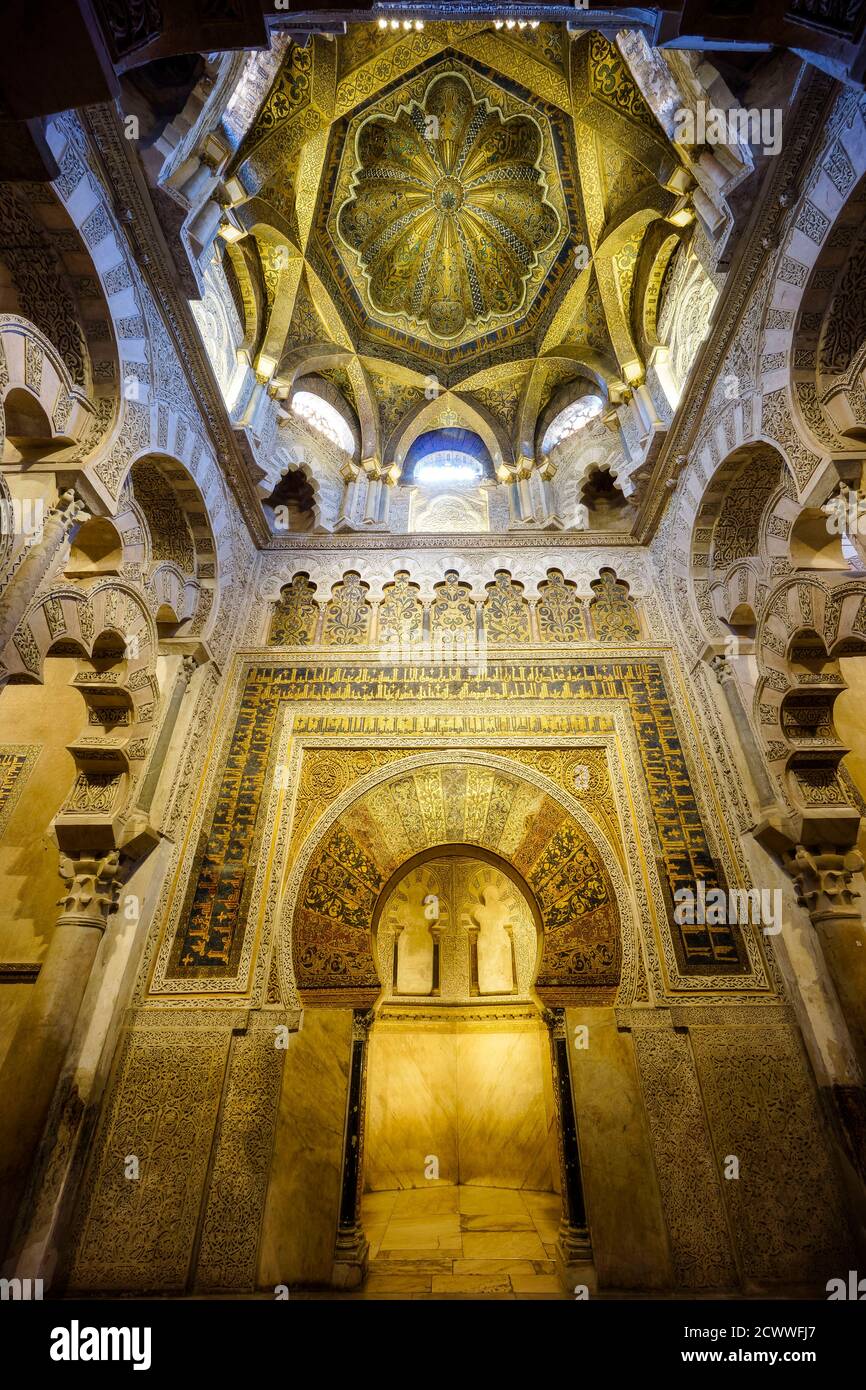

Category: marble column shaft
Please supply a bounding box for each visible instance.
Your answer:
[0,851,120,1263]
[785,845,866,1076]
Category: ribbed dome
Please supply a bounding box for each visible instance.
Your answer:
[337,72,560,343]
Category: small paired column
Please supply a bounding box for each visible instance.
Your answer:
[332,1009,373,1290]
[135,651,200,817]
[707,653,777,813]
[544,1008,593,1289]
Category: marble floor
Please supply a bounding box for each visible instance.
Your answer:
[359,1185,568,1298]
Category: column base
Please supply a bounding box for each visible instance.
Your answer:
[555,1222,596,1297]
[331,1223,369,1291]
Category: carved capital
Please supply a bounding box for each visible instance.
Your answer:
[542,1005,567,1039]
[351,1007,375,1041]
[52,488,91,540]
[784,844,865,922]
[56,851,121,931]
[181,654,198,688]
[709,653,735,686]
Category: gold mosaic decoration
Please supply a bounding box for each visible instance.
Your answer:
[536,568,586,642]
[218,23,690,417]
[334,70,563,345]
[430,569,475,640]
[378,571,423,643]
[589,567,641,642]
[291,759,622,1006]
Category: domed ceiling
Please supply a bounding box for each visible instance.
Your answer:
[328,66,569,350]
[219,22,692,468]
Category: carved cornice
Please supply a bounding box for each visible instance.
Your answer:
[266,530,638,552]
[81,105,269,548]
[635,67,839,544]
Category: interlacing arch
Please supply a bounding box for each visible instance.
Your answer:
[0,318,96,463]
[754,574,866,818]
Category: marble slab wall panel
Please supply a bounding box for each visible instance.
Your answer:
[565,1006,672,1290]
[456,1025,558,1191]
[364,1019,558,1193]
[365,1023,460,1191]
[257,1009,353,1289]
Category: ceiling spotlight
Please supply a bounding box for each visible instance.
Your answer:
[389,18,399,29]
[414,18,424,28]
[377,16,387,27]
[217,209,245,243]
[506,18,515,27]
[494,19,503,27]
[402,18,411,28]
[518,19,527,28]
[530,19,539,27]
[669,206,695,227]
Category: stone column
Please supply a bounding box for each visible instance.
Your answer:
[0,850,121,1262]
[544,1008,593,1291]
[784,845,866,1072]
[135,653,200,815]
[187,198,223,255]
[708,654,777,813]
[705,655,866,1186]
[332,1008,372,1290]
[0,489,90,660]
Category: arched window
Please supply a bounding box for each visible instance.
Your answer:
[403,428,495,487]
[540,393,603,455]
[413,450,483,485]
[291,390,355,454]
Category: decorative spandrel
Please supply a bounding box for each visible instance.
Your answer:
[430,569,475,642]
[483,570,531,645]
[588,567,641,642]
[378,569,423,645]
[322,571,372,646]
[536,568,586,643]
[268,573,319,646]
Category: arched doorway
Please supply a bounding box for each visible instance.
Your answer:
[361,847,562,1295]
